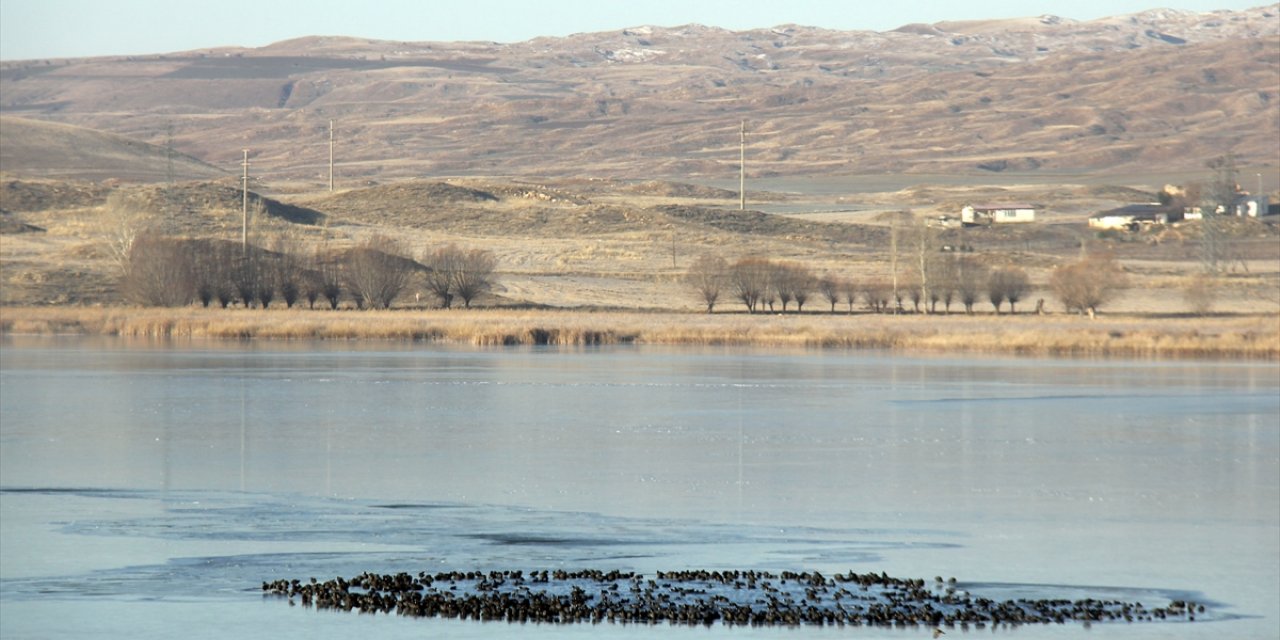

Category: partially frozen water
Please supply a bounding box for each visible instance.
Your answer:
[2,337,1276,638]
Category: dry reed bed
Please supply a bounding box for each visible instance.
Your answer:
[1,306,1277,359]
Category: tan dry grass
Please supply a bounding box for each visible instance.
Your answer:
[1,306,1276,359]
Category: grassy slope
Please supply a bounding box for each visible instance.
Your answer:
[0,116,228,182]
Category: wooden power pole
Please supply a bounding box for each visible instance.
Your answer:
[329,120,335,192]
[739,120,746,211]
[241,149,249,251]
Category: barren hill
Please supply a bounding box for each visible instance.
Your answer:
[1,6,1276,185]
[0,116,227,181]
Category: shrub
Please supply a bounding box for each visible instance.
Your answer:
[122,234,194,307]
[1183,274,1219,315]
[1050,254,1128,317]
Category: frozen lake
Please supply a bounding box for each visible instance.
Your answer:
[1,337,1277,638]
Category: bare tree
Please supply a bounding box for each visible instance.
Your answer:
[912,215,940,314]
[190,240,218,308]
[787,264,815,312]
[769,262,813,312]
[421,244,461,309]
[861,280,891,313]
[817,275,841,313]
[771,263,794,312]
[209,242,238,308]
[1050,254,1128,317]
[987,271,1007,314]
[989,266,1031,314]
[686,254,728,313]
[729,257,772,313]
[279,271,300,308]
[99,192,153,276]
[345,235,416,310]
[302,269,322,309]
[301,246,337,309]
[418,244,495,309]
[841,279,860,313]
[453,247,497,308]
[268,234,302,308]
[122,233,194,307]
[230,251,260,308]
[760,284,778,312]
[186,239,237,308]
[934,255,959,314]
[955,257,989,314]
[904,274,923,313]
[254,256,278,309]
[318,257,343,310]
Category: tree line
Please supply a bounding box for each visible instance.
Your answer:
[687,251,1127,317]
[120,233,498,310]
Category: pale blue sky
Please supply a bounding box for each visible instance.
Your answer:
[0,0,1270,60]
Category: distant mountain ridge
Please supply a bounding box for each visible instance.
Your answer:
[0,5,1276,183]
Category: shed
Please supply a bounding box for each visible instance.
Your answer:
[961,204,1037,225]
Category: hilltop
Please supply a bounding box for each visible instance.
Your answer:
[0,6,1276,184]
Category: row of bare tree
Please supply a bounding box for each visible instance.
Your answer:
[688,252,1125,316]
[120,234,497,310]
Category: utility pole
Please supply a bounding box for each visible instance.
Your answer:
[890,215,899,314]
[241,149,249,252]
[329,120,335,192]
[165,123,175,217]
[739,120,746,211]
[165,123,174,187]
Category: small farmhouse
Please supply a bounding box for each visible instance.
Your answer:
[961,204,1037,225]
[1089,204,1182,230]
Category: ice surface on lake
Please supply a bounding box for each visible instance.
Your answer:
[1,338,1276,639]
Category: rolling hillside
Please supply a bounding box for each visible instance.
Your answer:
[0,6,1275,184]
[0,116,228,181]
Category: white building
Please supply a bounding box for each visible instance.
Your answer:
[1184,194,1272,219]
[1233,195,1270,217]
[1088,204,1177,230]
[961,204,1037,225]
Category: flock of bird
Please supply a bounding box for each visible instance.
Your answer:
[263,569,1207,629]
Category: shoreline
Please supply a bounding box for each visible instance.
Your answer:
[1,306,1277,359]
